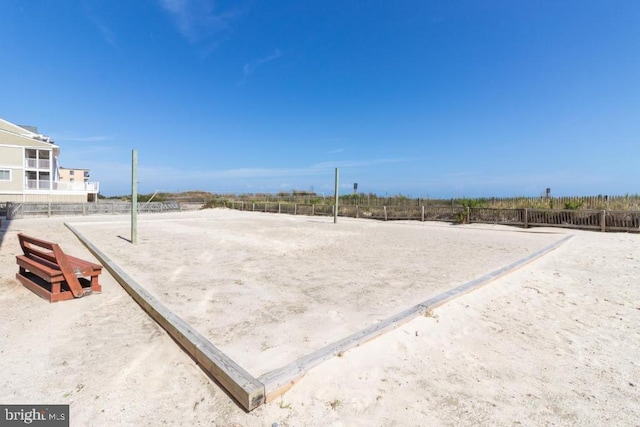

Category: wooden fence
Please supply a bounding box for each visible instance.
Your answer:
[226,200,640,232]
[227,194,640,210]
[4,200,639,232]
[5,201,185,219]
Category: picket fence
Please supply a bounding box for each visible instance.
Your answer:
[226,200,640,232]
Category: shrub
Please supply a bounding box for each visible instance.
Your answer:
[563,199,584,210]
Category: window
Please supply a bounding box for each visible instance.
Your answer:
[69,170,75,175]
[0,169,10,181]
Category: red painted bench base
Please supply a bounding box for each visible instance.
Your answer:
[16,233,102,303]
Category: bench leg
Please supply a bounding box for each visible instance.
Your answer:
[89,274,102,292]
[47,279,76,302]
[49,279,74,302]
[50,281,75,302]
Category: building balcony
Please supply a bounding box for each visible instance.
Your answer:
[26,180,99,193]
[54,181,99,192]
[25,158,51,169]
[26,179,51,190]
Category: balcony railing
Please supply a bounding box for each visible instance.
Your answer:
[54,181,99,192]
[25,159,51,169]
[26,180,99,192]
[26,179,51,190]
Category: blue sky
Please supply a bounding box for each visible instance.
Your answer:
[2,1,639,197]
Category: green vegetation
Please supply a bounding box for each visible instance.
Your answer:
[456,198,489,208]
[563,199,584,210]
[102,191,640,211]
[201,199,227,209]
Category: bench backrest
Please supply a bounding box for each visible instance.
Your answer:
[18,233,60,265]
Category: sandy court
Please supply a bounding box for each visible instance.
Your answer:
[66,209,564,376]
[1,209,639,426]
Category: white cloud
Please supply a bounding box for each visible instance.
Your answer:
[311,158,408,170]
[242,49,283,77]
[81,2,118,48]
[90,157,409,195]
[211,158,407,179]
[159,0,239,44]
[95,21,117,48]
[412,171,613,198]
[58,135,114,142]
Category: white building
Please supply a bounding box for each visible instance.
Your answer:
[0,117,99,202]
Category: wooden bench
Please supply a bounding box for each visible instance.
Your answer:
[16,233,103,303]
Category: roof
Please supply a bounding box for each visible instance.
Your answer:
[59,167,90,171]
[0,117,59,151]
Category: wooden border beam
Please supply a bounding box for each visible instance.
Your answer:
[258,234,573,400]
[65,223,265,411]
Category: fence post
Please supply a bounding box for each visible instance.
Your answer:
[252,203,255,211]
[523,208,528,228]
[294,203,297,215]
[312,205,315,216]
[466,206,470,224]
[421,205,425,222]
[278,203,281,214]
[600,210,606,232]
[384,206,387,221]
[356,205,359,218]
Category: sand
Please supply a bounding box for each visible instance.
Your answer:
[0,209,638,426]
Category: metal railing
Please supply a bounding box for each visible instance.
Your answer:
[53,181,100,192]
[24,180,99,192]
[25,159,51,169]
[26,179,51,190]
